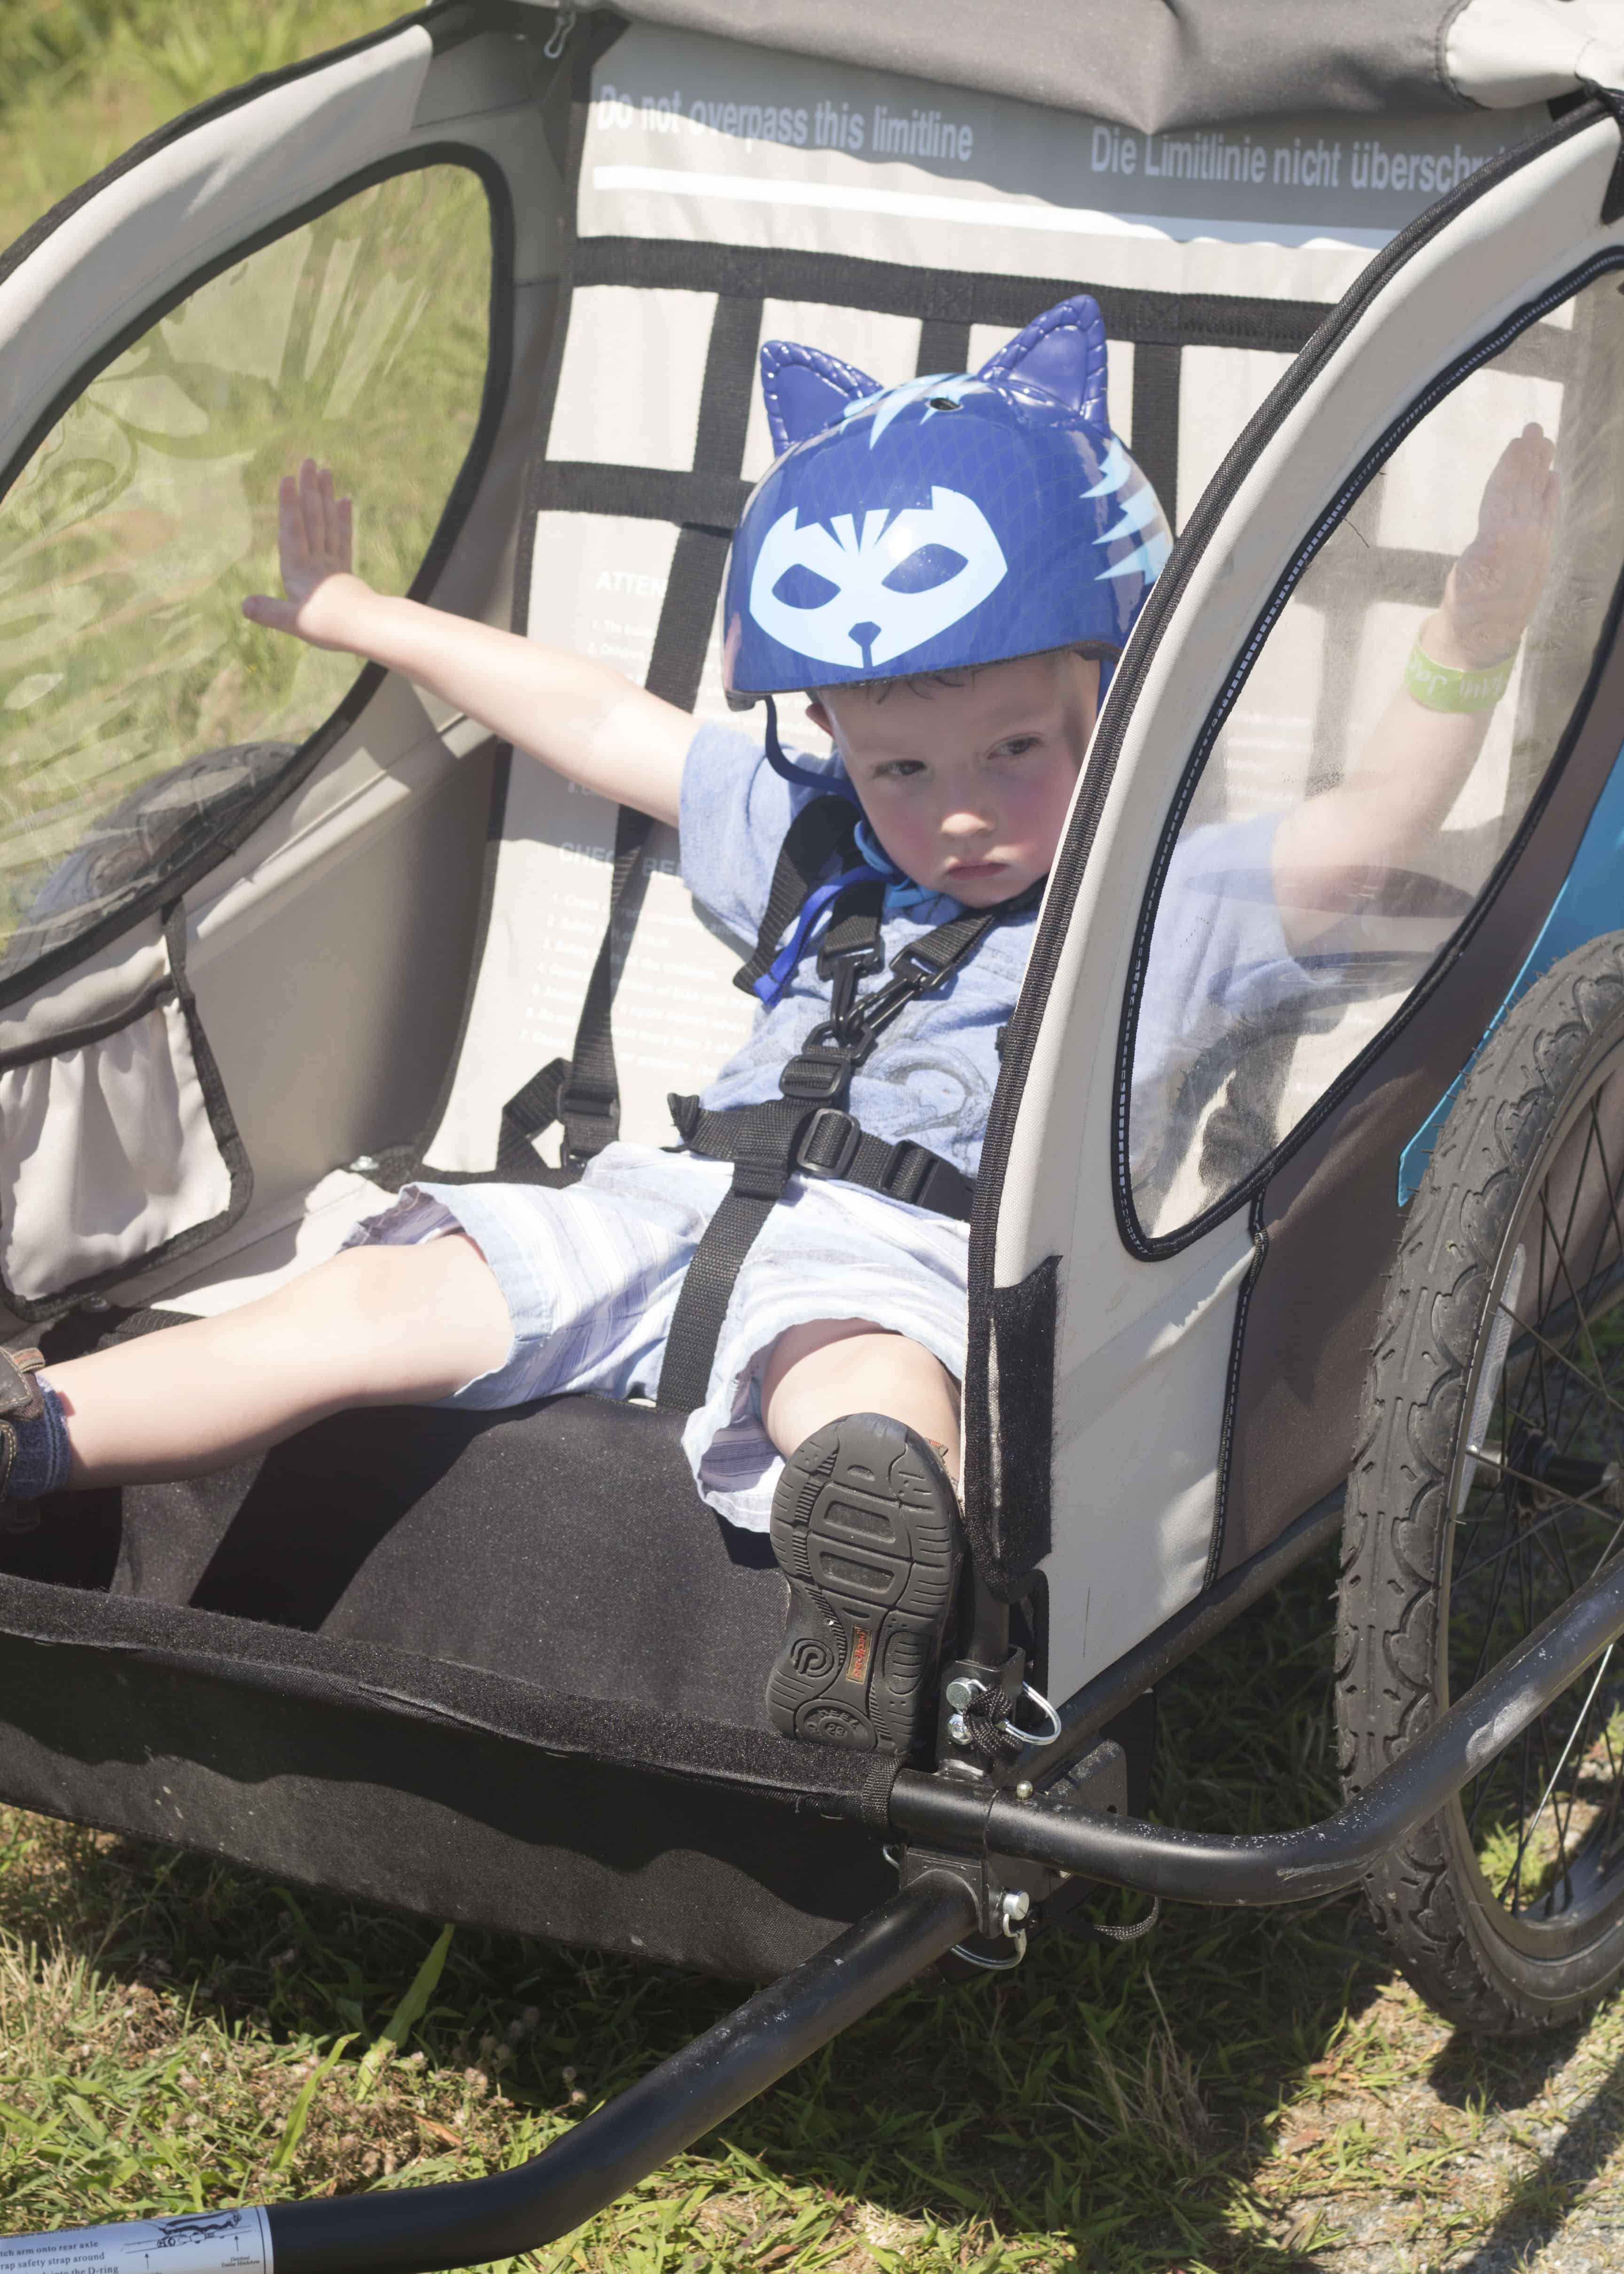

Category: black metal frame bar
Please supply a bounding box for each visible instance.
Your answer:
[892,1547,1624,1905]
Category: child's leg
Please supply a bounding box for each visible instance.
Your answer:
[759,1318,959,1477]
[758,1319,963,1755]
[41,1236,511,1489]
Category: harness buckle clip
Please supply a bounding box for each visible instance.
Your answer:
[794,1107,862,1182]
[890,942,944,985]
[780,1051,850,1103]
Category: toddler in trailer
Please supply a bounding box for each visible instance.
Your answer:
[0,296,1558,1758]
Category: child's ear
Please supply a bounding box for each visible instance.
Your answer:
[803,695,834,738]
[760,342,882,455]
[976,294,1109,431]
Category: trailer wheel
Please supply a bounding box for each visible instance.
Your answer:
[1339,931,1624,2033]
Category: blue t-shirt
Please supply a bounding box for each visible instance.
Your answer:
[679,723,1034,1181]
[679,728,1332,1190]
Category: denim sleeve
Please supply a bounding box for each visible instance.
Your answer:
[678,721,842,941]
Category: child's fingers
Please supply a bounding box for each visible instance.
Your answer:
[277,471,309,576]
[337,493,354,571]
[299,457,326,559]
[323,471,346,566]
[242,594,297,632]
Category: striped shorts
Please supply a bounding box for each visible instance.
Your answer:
[344,1141,970,1532]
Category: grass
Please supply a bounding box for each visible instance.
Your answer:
[0,0,413,256]
[3,1553,1624,2273]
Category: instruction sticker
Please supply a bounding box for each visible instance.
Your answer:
[0,2208,273,2274]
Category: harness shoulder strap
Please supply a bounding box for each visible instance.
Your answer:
[733,793,861,997]
[656,888,1035,1414]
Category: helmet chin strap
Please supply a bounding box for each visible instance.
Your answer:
[762,692,859,796]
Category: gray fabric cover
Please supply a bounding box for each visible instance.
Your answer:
[548,0,1607,130]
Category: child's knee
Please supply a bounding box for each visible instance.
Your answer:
[761,1318,893,1401]
[306,1236,508,1371]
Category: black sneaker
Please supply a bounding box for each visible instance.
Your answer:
[767,1413,961,1754]
[0,1346,46,1534]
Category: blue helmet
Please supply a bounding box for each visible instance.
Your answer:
[722,294,1171,706]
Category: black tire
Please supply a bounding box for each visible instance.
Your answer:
[1338,931,1624,2033]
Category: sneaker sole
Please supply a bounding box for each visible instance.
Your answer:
[767,1413,960,1754]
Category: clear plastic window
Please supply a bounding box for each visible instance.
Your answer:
[0,162,495,986]
[1127,271,1624,1243]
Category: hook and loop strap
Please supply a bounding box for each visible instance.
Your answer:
[1581,79,1624,227]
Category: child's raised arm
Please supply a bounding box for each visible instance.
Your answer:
[1271,423,1559,949]
[242,459,691,825]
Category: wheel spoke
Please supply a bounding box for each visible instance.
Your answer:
[1578,1097,1624,1295]
[1538,1189,1624,1469]
[1484,1294,1624,1442]
[1584,1096,1624,1302]
[1451,1449,1621,1588]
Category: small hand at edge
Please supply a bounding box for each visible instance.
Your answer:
[241,457,363,649]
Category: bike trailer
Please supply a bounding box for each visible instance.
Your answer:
[2,2,1624,2265]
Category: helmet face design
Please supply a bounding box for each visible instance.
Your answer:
[746,485,1009,673]
[724,296,1171,700]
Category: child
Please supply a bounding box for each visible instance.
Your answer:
[0,297,1555,1759]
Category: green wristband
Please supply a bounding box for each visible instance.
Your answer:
[1404,637,1516,714]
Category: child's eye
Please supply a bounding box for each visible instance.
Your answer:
[876,758,926,779]
[995,736,1041,759]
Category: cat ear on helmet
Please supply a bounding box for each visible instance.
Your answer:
[976,293,1110,431]
[760,341,882,455]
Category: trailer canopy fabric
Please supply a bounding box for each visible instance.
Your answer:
[527,0,1624,130]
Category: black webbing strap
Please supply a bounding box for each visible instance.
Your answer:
[493,259,762,1179]
[656,890,1031,1413]
[1130,340,1182,533]
[672,1096,974,1215]
[652,1185,780,1415]
[733,794,863,997]
[495,799,653,1176]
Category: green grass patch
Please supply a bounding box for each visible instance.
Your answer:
[0,0,411,254]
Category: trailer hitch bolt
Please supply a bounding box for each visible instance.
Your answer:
[945,1677,985,1711]
[999,1890,1030,1935]
[947,1712,971,1744]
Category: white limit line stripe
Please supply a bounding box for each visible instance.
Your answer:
[590,165,1391,251]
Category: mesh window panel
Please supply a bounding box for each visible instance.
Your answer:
[0,162,493,989]
[1127,271,1624,1244]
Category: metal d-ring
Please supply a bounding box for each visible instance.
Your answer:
[997,1683,1062,1749]
[950,1929,1027,1970]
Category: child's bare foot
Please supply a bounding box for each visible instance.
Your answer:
[767,1412,961,1754]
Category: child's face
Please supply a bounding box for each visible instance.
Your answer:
[805,650,1099,907]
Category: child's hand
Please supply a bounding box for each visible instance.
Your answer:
[241,458,361,649]
[1428,423,1558,668]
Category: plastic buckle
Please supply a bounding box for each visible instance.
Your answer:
[780,1051,850,1103]
[890,942,942,986]
[794,1107,861,1181]
[558,1076,617,1122]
